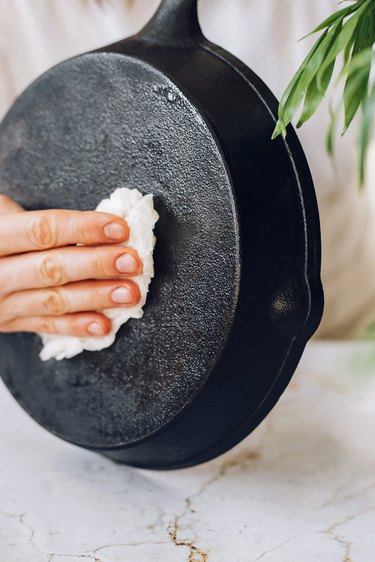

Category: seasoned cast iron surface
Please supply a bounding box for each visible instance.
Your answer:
[0,54,240,448]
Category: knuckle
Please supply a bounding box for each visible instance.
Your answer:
[27,215,56,249]
[38,317,56,334]
[0,300,15,324]
[81,212,100,244]
[38,254,64,286]
[43,289,67,315]
[91,252,109,278]
[71,316,86,334]
[91,285,107,307]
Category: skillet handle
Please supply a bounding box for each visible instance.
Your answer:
[137,0,203,46]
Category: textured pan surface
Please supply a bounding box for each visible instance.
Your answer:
[0,53,240,448]
[0,0,323,468]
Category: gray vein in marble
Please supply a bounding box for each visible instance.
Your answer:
[1,342,375,562]
[321,508,375,562]
[255,537,295,561]
[166,449,261,561]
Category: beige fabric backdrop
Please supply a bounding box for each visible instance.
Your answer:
[1,0,375,338]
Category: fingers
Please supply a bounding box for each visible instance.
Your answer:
[0,279,141,320]
[0,245,143,294]
[0,194,24,215]
[0,201,139,339]
[0,209,130,257]
[0,312,113,337]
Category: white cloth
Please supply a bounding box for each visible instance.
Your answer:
[39,188,159,361]
[0,0,374,338]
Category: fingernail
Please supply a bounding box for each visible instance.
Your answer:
[112,286,134,304]
[104,222,127,240]
[87,322,105,336]
[115,253,138,274]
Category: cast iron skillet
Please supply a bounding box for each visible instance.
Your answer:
[0,0,324,469]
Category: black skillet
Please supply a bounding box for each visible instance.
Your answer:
[0,0,324,469]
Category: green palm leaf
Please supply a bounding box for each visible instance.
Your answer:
[273,0,375,186]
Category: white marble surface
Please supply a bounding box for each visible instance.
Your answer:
[1,341,375,562]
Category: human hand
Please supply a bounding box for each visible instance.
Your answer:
[0,195,142,337]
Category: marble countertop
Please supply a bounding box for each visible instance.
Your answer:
[1,341,375,562]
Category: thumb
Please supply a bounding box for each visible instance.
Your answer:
[0,194,25,215]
